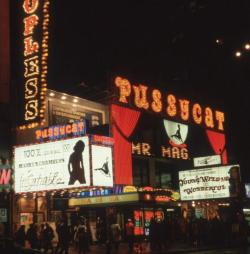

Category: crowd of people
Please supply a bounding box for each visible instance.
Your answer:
[148,212,249,252]
[12,211,250,253]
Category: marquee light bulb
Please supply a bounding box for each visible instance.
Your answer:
[245,43,250,50]
[235,51,242,57]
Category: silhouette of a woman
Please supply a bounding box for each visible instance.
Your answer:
[68,140,86,185]
[94,157,110,176]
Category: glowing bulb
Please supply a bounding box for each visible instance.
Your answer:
[215,39,222,45]
[49,92,55,97]
[245,43,250,50]
[73,98,78,103]
[235,51,242,57]
[61,95,67,100]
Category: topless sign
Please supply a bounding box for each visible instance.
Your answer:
[14,136,114,192]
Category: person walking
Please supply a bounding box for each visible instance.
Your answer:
[14,225,26,247]
[125,218,135,253]
[55,221,70,254]
[43,223,55,253]
[26,223,39,250]
[75,220,89,254]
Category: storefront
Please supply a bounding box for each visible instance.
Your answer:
[0,157,13,236]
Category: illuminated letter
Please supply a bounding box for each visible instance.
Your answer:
[161,146,172,158]
[215,111,225,131]
[180,148,189,160]
[48,128,53,138]
[54,127,59,137]
[72,123,77,133]
[133,85,149,109]
[35,130,41,140]
[24,56,39,77]
[179,99,190,121]
[142,143,151,156]
[24,37,39,56]
[0,169,11,185]
[23,14,39,36]
[172,147,180,159]
[60,126,66,136]
[192,103,202,124]
[42,129,48,138]
[25,78,38,99]
[205,107,214,128]
[132,143,141,155]
[115,76,131,103]
[25,100,38,120]
[166,94,177,117]
[23,0,39,14]
[151,89,162,113]
[66,125,72,134]
[77,121,84,132]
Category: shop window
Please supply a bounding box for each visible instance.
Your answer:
[132,158,149,187]
[155,161,173,188]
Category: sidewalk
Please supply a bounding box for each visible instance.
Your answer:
[66,242,241,254]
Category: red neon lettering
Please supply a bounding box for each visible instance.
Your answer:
[23,0,39,14]
[24,37,39,56]
[0,169,11,185]
[23,14,38,36]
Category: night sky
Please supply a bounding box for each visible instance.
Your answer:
[11,1,250,180]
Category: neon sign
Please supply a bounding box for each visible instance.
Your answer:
[0,169,12,185]
[132,142,189,160]
[35,121,86,141]
[114,76,225,131]
[22,0,50,127]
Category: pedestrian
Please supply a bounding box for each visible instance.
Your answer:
[96,217,105,245]
[55,220,70,254]
[75,220,89,254]
[14,225,26,247]
[43,223,55,253]
[125,218,135,252]
[106,218,121,254]
[26,223,39,250]
[111,221,121,252]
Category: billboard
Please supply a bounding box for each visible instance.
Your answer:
[179,165,240,201]
[91,145,113,187]
[14,137,91,192]
[245,184,250,198]
[193,155,221,167]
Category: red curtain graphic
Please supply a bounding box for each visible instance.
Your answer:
[111,104,141,185]
[206,130,228,165]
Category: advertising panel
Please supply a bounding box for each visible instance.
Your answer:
[193,155,221,167]
[14,137,90,192]
[91,145,113,187]
[179,165,240,201]
[245,183,250,198]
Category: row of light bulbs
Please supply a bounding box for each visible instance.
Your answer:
[49,92,79,103]
[216,39,250,58]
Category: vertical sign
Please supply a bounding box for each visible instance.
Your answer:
[22,0,50,127]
